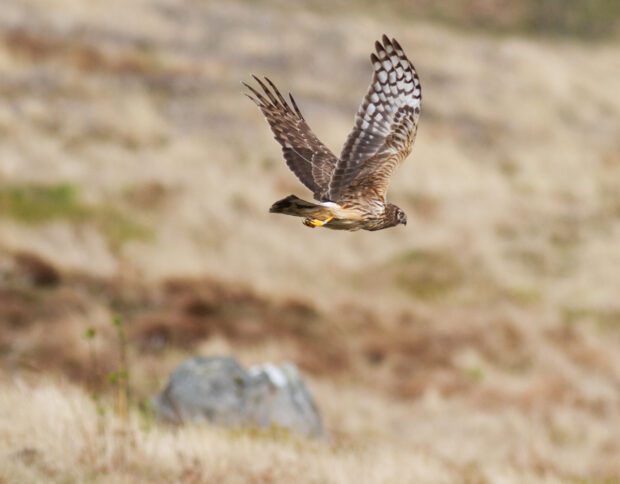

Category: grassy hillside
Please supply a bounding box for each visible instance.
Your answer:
[1,0,620,482]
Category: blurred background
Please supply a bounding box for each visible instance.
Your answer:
[1,0,620,481]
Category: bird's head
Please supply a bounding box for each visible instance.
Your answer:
[387,203,407,227]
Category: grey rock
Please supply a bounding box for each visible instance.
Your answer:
[153,356,324,438]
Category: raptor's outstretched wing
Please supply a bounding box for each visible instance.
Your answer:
[328,35,421,201]
[244,76,337,201]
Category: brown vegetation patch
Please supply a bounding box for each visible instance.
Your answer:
[13,252,61,287]
[0,252,502,402]
[0,253,353,393]
[3,28,200,81]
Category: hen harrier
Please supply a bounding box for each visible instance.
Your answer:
[244,35,421,231]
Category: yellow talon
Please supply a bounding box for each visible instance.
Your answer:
[303,216,334,228]
[306,219,322,228]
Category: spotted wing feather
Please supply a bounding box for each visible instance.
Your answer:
[244,76,337,201]
[329,35,421,201]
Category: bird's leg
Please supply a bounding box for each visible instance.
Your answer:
[303,215,334,228]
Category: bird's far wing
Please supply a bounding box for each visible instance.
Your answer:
[244,76,338,201]
[328,35,421,200]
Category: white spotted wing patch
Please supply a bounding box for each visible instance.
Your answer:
[329,35,421,200]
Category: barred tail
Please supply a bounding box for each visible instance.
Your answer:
[269,195,327,217]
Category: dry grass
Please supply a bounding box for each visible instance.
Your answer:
[2,255,620,482]
[0,378,608,484]
[1,0,620,482]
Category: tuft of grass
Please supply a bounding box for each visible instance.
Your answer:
[109,315,131,422]
[562,306,620,331]
[394,0,620,39]
[464,366,485,383]
[84,326,98,394]
[0,183,153,250]
[393,249,464,300]
[0,184,85,223]
[95,206,155,251]
[502,286,543,306]
[519,0,620,40]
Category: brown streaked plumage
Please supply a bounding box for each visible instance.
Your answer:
[244,35,421,231]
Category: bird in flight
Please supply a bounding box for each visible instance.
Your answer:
[244,35,421,231]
